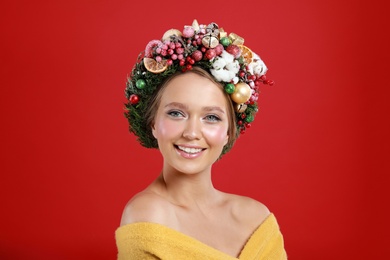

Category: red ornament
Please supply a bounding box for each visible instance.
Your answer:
[191,50,203,61]
[129,94,139,105]
[226,44,241,58]
[205,49,216,60]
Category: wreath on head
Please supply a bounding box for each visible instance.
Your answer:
[124,20,274,154]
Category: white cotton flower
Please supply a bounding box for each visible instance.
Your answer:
[212,57,227,70]
[233,76,239,84]
[220,50,234,63]
[210,50,240,83]
[225,60,240,74]
[249,53,268,76]
[210,69,236,82]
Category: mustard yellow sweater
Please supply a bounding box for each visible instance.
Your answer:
[115,213,287,259]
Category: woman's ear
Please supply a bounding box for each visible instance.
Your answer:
[151,122,157,139]
[224,134,229,146]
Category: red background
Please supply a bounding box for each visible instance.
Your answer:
[1,0,388,259]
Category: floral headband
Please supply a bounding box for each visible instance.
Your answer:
[124,20,273,150]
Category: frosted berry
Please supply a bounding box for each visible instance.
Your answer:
[191,50,203,61]
[214,44,224,56]
[182,26,195,38]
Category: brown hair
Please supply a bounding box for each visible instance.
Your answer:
[145,66,238,155]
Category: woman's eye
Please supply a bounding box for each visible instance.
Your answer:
[205,115,221,122]
[167,111,184,118]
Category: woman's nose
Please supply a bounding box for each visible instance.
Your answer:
[182,117,201,140]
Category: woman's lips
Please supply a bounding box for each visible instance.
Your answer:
[174,145,205,159]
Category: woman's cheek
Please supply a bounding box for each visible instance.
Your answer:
[203,125,229,143]
[155,117,181,137]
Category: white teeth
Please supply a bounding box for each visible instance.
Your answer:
[177,146,202,154]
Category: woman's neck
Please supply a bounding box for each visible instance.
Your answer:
[156,167,219,207]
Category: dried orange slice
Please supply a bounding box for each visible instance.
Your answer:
[237,45,253,64]
[162,29,182,41]
[143,58,168,73]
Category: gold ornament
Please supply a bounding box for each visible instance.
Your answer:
[219,28,227,38]
[231,82,251,104]
[235,103,248,113]
[229,32,245,45]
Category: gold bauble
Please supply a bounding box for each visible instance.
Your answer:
[231,82,251,104]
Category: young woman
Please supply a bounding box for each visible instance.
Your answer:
[116,20,287,259]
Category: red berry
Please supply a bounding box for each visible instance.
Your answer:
[176,48,184,54]
[267,80,275,86]
[179,60,185,66]
[260,75,267,81]
[186,64,192,70]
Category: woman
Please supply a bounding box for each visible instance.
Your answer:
[116,20,287,259]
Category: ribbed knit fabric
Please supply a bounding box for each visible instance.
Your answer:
[115,213,287,260]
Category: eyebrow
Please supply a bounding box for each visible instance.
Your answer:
[165,102,225,114]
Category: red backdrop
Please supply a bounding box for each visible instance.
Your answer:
[1,0,388,259]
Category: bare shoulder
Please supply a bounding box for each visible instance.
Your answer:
[119,190,174,226]
[227,193,271,228]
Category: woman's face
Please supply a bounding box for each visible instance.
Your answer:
[152,72,229,175]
